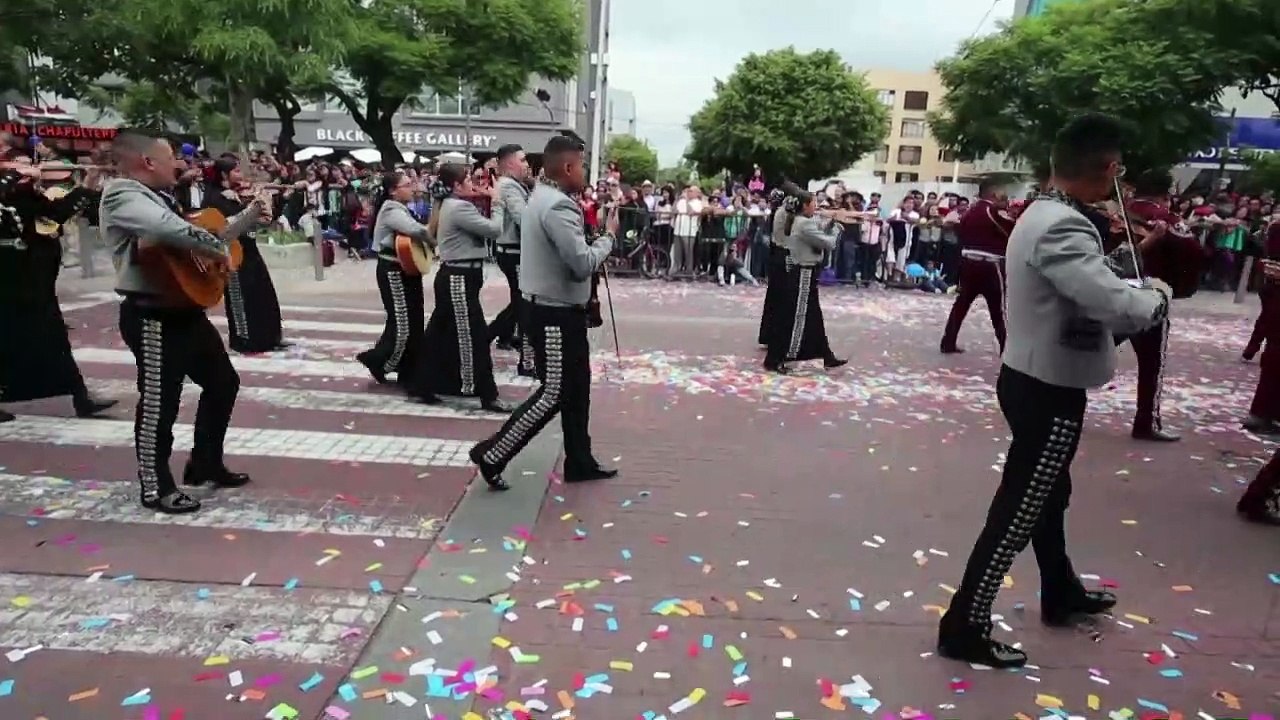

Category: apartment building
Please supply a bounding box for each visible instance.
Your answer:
[851,68,978,184]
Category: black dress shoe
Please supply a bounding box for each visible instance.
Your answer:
[565,463,618,484]
[763,362,789,375]
[74,397,118,418]
[183,462,251,489]
[468,445,510,491]
[481,398,515,413]
[1132,427,1180,442]
[940,345,965,354]
[1242,416,1280,435]
[1041,590,1117,627]
[141,489,202,514]
[273,341,293,350]
[355,352,387,384]
[936,628,1027,669]
[0,409,14,423]
[823,356,848,369]
[1236,497,1280,526]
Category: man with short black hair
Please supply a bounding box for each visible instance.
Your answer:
[469,135,617,490]
[939,177,1015,354]
[937,114,1172,668]
[486,143,536,376]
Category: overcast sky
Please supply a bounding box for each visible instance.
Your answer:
[608,0,1013,165]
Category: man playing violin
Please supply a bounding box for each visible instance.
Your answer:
[0,135,117,425]
[1106,169,1201,443]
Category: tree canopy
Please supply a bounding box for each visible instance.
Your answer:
[604,135,658,186]
[685,48,888,185]
[330,0,583,165]
[929,0,1246,176]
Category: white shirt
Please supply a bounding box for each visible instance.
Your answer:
[674,198,703,237]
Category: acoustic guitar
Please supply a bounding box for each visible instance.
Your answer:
[137,207,244,308]
[395,234,434,276]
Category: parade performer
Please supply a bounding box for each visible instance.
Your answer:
[469,135,618,490]
[762,190,848,374]
[939,179,1015,354]
[408,164,512,412]
[485,144,537,377]
[202,158,286,354]
[0,153,116,424]
[938,114,1171,668]
[1105,170,1202,442]
[1242,225,1280,436]
[100,129,258,513]
[356,170,433,386]
[756,187,789,347]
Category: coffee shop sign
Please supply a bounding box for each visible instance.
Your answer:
[315,128,497,149]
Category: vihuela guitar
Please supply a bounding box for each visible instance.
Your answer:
[395,234,435,276]
[137,207,244,308]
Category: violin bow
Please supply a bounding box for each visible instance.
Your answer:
[1111,176,1146,281]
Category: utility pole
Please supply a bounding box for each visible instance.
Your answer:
[462,80,473,164]
[587,0,610,184]
[1214,107,1238,191]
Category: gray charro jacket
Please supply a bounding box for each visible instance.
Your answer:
[373,200,432,261]
[519,182,613,306]
[1002,195,1168,389]
[99,178,258,305]
[437,196,501,263]
[493,175,529,249]
[785,215,839,265]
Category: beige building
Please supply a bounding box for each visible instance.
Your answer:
[851,68,979,184]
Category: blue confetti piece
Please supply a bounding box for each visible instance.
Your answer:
[284,578,299,591]
[1158,668,1183,678]
[642,712,657,720]
[574,528,587,537]
[585,673,608,685]
[621,499,632,508]
[196,587,211,600]
[1269,573,1280,585]
[25,519,38,527]
[338,683,358,701]
[688,555,703,564]
[1171,630,1199,642]
[502,540,514,552]
[79,618,110,630]
[300,671,324,691]
[594,603,615,613]
[575,688,592,699]
[425,675,449,698]
[701,634,714,649]
[621,549,632,560]
[650,599,678,613]
[849,598,862,611]
[114,574,135,583]
[1137,698,1169,713]
[0,680,13,697]
[732,661,747,677]
[121,693,151,707]
[369,580,384,594]
[606,617,619,632]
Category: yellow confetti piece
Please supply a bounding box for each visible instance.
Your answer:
[1171,585,1193,592]
[463,713,485,720]
[492,636,511,649]
[1034,694,1063,708]
[609,660,634,671]
[687,688,706,704]
[921,604,946,616]
[467,548,487,554]
[68,688,99,702]
[725,645,743,662]
[202,655,230,666]
[361,689,387,700]
[350,665,379,680]
[323,548,341,555]
[1123,613,1151,624]
[745,591,764,602]
[779,625,797,640]
[364,563,383,572]
[1120,519,1138,525]
[938,583,957,595]
[559,513,574,521]
[1087,694,1101,711]
[458,575,477,584]
[582,579,601,589]
[11,595,31,608]
[1002,575,1014,588]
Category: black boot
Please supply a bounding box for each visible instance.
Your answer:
[356,352,388,384]
[823,355,848,369]
[0,409,14,423]
[1041,590,1117,627]
[1132,427,1180,442]
[468,445,510,491]
[564,460,618,484]
[481,398,515,413]
[141,489,202,514]
[73,395,118,418]
[183,460,251,489]
[936,616,1027,669]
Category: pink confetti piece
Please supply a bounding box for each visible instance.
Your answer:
[254,673,283,688]
[255,631,281,642]
[80,543,101,554]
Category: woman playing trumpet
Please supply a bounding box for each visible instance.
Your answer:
[0,144,116,423]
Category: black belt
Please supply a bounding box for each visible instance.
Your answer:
[443,259,485,268]
[523,293,586,311]
[495,245,520,255]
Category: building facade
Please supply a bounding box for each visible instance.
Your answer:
[850,68,979,183]
[1012,0,1075,18]
[253,0,610,165]
[607,88,636,138]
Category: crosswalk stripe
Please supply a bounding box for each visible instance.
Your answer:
[208,314,501,336]
[0,416,474,467]
[87,379,509,421]
[0,473,442,538]
[73,347,537,386]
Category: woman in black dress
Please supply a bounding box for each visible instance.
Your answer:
[202,158,286,354]
[757,188,789,346]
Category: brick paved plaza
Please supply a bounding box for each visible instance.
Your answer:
[0,260,1275,719]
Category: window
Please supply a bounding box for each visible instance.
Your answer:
[902,91,930,111]
[897,145,923,165]
[900,120,925,138]
[876,90,896,108]
[895,172,920,183]
[939,176,955,183]
[409,82,473,117]
[873,170,887,182]
[873,144,890,163]
[938,148,957,162]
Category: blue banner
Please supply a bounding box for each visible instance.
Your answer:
[1186,115,1280,162]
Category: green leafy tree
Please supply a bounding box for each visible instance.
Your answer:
[328,0,583,166]
[685,48,888,185]
[656,161,694,188]
[604,135,658,186]
[1243,151,1280,195]
[929,0,1240,176]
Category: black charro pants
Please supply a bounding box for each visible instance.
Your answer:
[358,258,425,385]
[119,300,239,503]
[473,301,594,474]
[941,365,1088,636]
[488,249,536,375]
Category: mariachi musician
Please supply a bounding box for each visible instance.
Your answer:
[1241,218,1280,437]
[0,144,116,424]
[939,178,1016,354]
[1105,169,1202,443]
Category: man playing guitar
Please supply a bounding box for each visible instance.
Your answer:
[99,129,264,514]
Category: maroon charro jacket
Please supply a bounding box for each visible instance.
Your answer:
[958,198,1016,257]
[1127,198,1201,298]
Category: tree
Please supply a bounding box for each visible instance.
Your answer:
[328,0,583,166]
[80,81,229,140]
[1243,151,1280,195]
[928,0,1243,176]
[604,135,658,185]
[684,48,888,186]
[656,162,694,189]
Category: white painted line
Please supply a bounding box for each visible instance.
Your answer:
[208,314,499,336]
[73,347,536,387]
[89,379,510,421]
[0,473,443,538]
[278,304,385,316]
[0,572,390,665]
[0,415,475,467]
